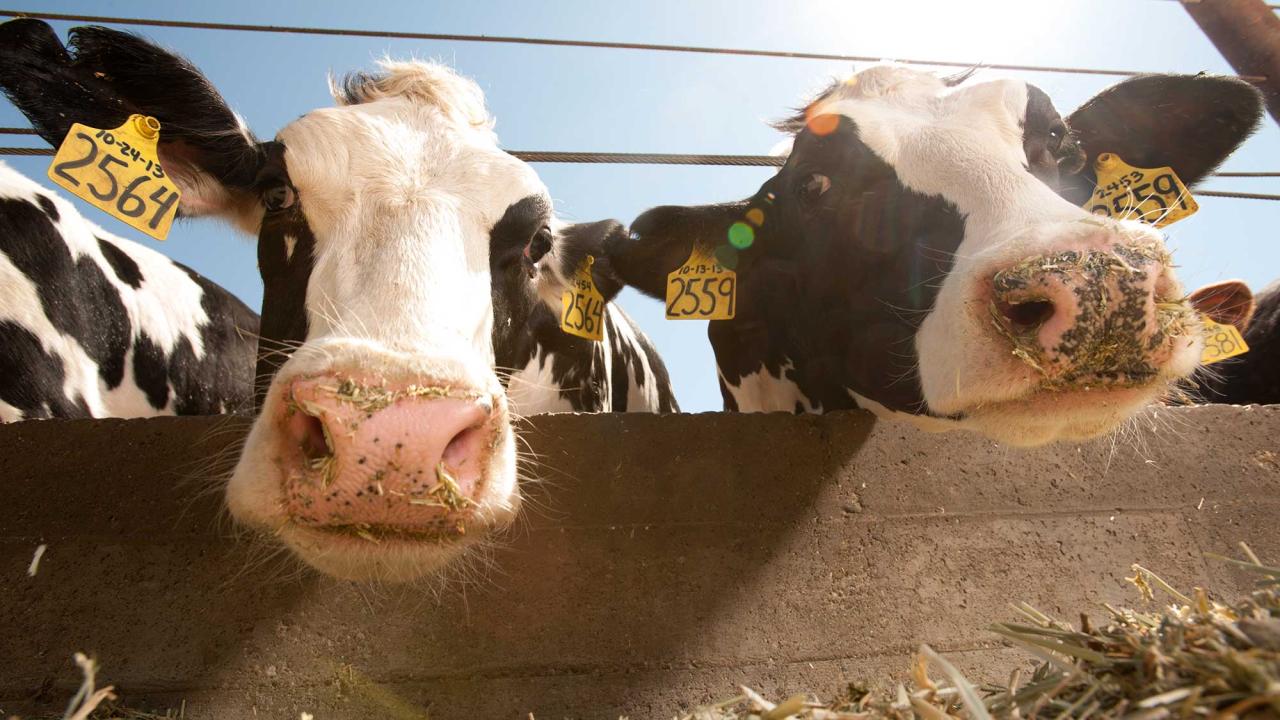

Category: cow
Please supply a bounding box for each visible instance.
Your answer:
[1191,278,1278,405]
[0,162,258,421]
[0,19,676,583]
[607,65,1262,447]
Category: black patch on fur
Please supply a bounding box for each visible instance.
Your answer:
[36,194,58,221]
[0,320,90,419]
[132,331,171,410]
[0,196,131,389]
[96,235,144,288]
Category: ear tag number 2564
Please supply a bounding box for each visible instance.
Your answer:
[665,245,736,321]
[47,115,182,241]
[560,255,605,342]
[1083,153,1197,228]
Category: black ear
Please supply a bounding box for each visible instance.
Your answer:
[608,201,751,299]
[0,20,264,219]
[1059,74,1263,205]
[553,220,631,302]
[0,19,131,147]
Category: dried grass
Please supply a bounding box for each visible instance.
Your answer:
[675,544,1280,719]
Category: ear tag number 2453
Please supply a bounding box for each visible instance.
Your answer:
[665,245,736,321]
[560,255,605,342]
[47,115,182,241]
[1083,153,1197,228]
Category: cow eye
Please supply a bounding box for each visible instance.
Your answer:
[263,182,297,212]
[1047,120,1068,150]
[799,173,831,203]
[525,226,553,263]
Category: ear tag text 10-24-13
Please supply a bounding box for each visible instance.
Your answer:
[665,245,736,320]
[1082,153,1197,228]
[560,255,605,341]
[47,115,182,240]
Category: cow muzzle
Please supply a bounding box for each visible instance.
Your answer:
[988,240,1185,388]
[275,374,503,539]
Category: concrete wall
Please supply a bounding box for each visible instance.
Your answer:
[2,406,1278,719]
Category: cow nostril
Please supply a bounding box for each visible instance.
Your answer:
[288,411,331,461]
[442,422,486,470]
[998,299,1056,332]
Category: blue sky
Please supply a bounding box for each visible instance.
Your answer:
[3,0,1277,412]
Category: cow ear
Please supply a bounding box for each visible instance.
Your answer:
[551,220,630,302]
[1188,280,1255,330]
[608,201,751,299]
[1058,75,1263,205]
[0,20,264,225]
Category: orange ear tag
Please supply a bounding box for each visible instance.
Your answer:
[1200,318,1248,365]
[47,114,182,240]
[665,245,736,320]
[1082,153,1197,228]
[559,255,605,342]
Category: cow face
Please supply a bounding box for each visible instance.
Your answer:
[610,66,1261,445]
[0,20,623,581]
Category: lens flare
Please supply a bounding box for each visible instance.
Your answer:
[728,222,755,249]
[745,208,765,226]
[806,110,839,136]
[715,244,739,270]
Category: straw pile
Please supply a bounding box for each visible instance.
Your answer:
[676,545,1279,720]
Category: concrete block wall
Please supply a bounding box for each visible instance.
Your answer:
[2,406,1278,719]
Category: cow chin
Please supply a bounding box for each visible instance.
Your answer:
[951,383,1171,446]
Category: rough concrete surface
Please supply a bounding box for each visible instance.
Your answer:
[1,406,1278,719]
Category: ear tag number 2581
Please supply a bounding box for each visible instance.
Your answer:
[560,255,605,342]
[665,245,736,320]
[1083,153,1197,228]
[1200,318,1248,365]
[47,115,182,241]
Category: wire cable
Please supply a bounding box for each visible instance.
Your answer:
[0,8,1266,81]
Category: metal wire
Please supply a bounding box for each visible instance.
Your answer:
[0,8,1266,82]
[3,145,1276,200]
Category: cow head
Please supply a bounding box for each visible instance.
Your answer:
[609,66,1261,445]
[0,19,627,581]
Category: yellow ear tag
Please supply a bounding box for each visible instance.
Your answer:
[1082,153,1197,228]
[47,115,182,240]
[559,255,605,341]
[665,245,736,320]
[1200,318,1249,365]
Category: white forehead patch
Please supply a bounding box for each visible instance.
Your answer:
[808,66,1078,233]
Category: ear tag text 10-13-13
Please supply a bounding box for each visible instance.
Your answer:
[665,245,736,320]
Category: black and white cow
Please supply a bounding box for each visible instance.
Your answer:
[0,162,258,421]
[1193,278,1279,405]
[0,19,675,582]
[608,66,1261,446]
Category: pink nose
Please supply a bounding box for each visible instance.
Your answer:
[990,243,1175,383]
[278,376,497,536]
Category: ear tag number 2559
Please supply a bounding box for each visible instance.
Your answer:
[1083,153,1197,228]
[665,245,736,320]
[47,115,182,241]
[560,255,605,342]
